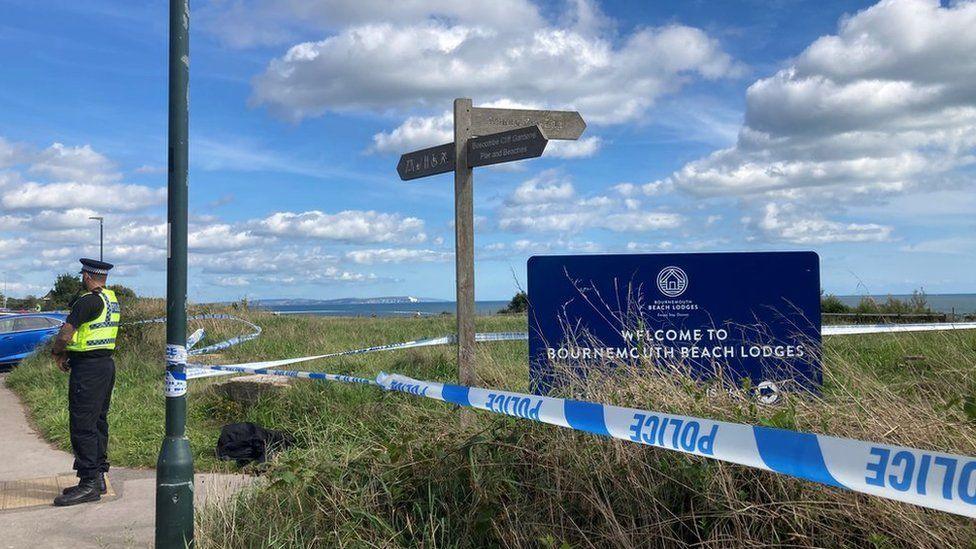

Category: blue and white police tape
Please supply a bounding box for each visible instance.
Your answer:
[183,323,976,381]
[185,360,976,517]
[184,315,262,356]
[376,371,976,519]
[151,315,976,380]
[822,321,976,336]
[187,328,206,350]
[164,344,188,397]
[128,314,263,356]
[200,364,376,386]
[185,331,527,380]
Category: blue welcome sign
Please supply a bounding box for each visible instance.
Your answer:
[527,251,822,397]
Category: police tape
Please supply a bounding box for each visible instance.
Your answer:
[183,357,976,518]
[200,364,376,386]
[374,372,976,519]
[145,314,976,379]
[185,334,450,379]
[187,328,206,350]
[128,314,263,356]
[185,331,528,380]
[822,321,976,336]
[182,322,976,380]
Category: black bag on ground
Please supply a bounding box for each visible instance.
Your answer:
[216,422,295,466]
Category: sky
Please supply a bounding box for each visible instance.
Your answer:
[0,0,974,302]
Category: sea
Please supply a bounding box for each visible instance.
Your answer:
[263,294,976,317]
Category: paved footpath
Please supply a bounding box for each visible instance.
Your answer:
[0,374,250,548]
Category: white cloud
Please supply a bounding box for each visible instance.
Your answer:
[0,137,171,284]
[252,210,426,244]
[1,181,165,211]
[39,246,74,260]
[0,137,22,169]
[345,248,451,264]
[0,237,27,259]
[201,0,545,49]
[626,241,674,252]
[189,224,263,251]
[752,203,892,244]
[306,266,377,284]
[0,280,47,296]
[370,112,452,154]
[545,136,602,159]
[657,0,976,243]
[105,244,167,268]
[498,172,682,233]
[508,171,576,204]
[0,136,414,296]
[613,180,672,197]
[481,238,602,258]
[0,215,25,230]
[214,276,251,287]
[29,208,101,230]
[604,211,684,232]
[250,1,741,124]
[110,220,167,247]
[133,164,166,174]
[29,143,120,183]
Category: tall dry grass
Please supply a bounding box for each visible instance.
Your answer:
[194,322,976,548]
[6,300,974,546]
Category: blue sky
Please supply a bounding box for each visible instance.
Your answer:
[0,0,974,302]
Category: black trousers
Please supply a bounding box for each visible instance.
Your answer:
[67,354,116,479]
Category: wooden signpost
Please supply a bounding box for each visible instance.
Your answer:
[397,99,586,384]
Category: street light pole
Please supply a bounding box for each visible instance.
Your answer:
[88,216,104,261]
[155,0,193,546]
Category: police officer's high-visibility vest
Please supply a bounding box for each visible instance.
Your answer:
[67,288,121,352]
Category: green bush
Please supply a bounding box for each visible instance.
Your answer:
[821,293,850,314]
[499,291,528,314]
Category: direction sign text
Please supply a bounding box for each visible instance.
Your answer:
[468,125,548,167]
[470,108,585,140]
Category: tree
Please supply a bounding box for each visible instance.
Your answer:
[8,295,41,311]
[108,284,137,308]
[499,291,528,314]
[48,273,83,310]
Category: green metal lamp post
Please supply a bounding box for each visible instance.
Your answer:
[155,0,194,546]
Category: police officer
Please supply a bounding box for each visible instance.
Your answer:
[50,258,121,506]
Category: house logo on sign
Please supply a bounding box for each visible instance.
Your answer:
[657,266,688,298]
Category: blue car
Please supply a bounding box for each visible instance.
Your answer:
[0,313,67,367]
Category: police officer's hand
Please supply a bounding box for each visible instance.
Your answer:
[55,354,69,372]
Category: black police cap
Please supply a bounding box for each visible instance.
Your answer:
[79,258,114,275]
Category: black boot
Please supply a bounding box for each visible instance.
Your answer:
[54,477,101,506]
[62,473,106,495]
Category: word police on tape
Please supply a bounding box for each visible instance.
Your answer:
[376,372,976,518]
[174,320,976,517]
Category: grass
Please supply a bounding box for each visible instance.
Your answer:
[7,301,976,547]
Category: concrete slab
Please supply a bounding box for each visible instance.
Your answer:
[0,374,74,481]
[0,374,252,548]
